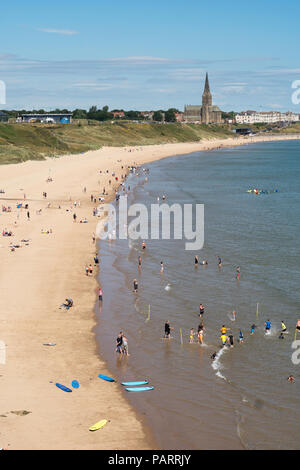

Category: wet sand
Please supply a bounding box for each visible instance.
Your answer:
[0,133,299,449]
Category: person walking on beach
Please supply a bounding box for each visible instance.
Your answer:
[236,266,241,281]
[160,261,164,273]
[142,240,146,250]
[98,287,103,302]
[138,256,142,268]
[250,324,256,335]
[239,329,244,343]
[89,264,93,276]
[73,213,77,222]
[195,255,199,266]
[85,265,89,276]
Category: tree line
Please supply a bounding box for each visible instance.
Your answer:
[1,106,181,122]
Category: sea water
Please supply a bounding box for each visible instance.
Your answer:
[96,140,300,449]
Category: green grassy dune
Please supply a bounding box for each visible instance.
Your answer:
[0,120,299,165]
[0,121,234,165]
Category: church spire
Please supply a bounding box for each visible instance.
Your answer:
[204,72,210,93]
[202,72,212,108]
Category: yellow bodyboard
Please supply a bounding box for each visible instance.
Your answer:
[89,419,108,431]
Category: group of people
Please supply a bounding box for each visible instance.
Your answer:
[115,331,130,356]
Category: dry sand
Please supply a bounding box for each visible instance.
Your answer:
[0,133,299,450]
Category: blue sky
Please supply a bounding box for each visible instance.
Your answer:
[1,0,300,111]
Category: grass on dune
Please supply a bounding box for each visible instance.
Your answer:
[2,119,298,165]
[0,121,235,165]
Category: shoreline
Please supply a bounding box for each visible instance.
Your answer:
[0,133,299,449]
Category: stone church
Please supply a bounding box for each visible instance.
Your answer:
[184,73,222,124]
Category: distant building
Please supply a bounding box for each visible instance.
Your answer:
[235,111,299,124]
[21,113,72,124]
[0,111,8,122]
[140,111,154,121]
[175,112,184,122]
[184,73,222,124]
[111,111,125,118]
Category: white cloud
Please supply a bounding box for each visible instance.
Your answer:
[38,28,78,36]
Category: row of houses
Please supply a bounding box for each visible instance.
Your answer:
[235,111,299,124]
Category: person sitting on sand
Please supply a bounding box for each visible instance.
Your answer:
[60,298,73,310]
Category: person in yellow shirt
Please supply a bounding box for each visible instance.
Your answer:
[281,321,287,332]
[220,334,227,346]
[220,325,227,335]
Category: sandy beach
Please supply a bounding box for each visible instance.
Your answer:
[0,133,299,450]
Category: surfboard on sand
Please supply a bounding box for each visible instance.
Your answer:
[98,374,115,382]
[89,419,108,431]
[125,386,154,392]
[121,381,148,386]
[56,383,72,392]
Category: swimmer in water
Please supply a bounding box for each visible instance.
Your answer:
[138,256,142,268]
[265,319,271,332]
[197,324,204,344]
[164,321,173,339]
[195,255,199,266]
[217,256,222,268]
[133,279,138,293]
[199,304,205,318]
[228,333,234,347]
[220,325,227,335]
[160,261,164,273]
[142,240,146,250]
[239,330,244,343]
[236,266,240,281]
[221,334,227,346]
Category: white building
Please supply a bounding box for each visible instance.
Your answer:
[235,111,299,124]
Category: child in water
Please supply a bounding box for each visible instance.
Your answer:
[189,328,195,343]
